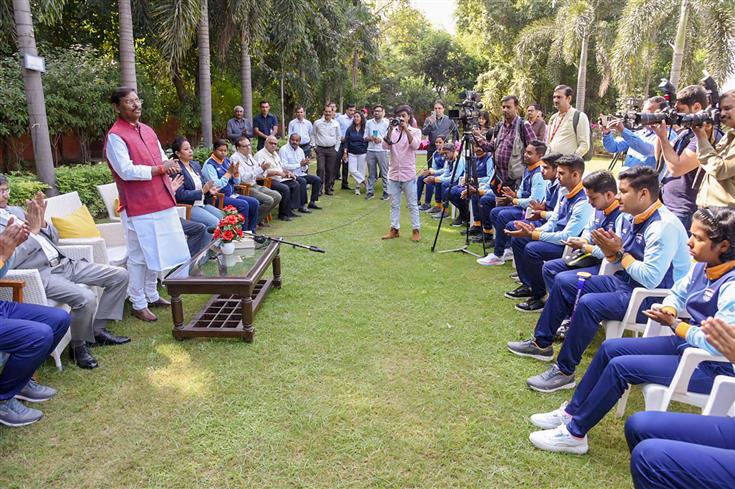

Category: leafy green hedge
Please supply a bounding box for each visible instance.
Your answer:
[55,164,114,217]
[6,173,49,207]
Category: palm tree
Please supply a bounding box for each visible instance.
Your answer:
[612,0,735,96]
[12,0,56,192]
[118,0,137,90]
[198,0,212,147]
[153,0,213,147]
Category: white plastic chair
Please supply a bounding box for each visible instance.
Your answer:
[702,375,735,416]
[0,245,96,370]
[96,182,122,221]
[45,191,127,266]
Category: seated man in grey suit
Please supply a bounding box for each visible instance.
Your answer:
[0,176,130,369]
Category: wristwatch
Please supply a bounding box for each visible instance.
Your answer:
[613,250,625,263]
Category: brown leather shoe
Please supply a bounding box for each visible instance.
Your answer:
[148,297,171,308]
[411,229,421,242]
[381,228,400,240]
[132,307,158,322]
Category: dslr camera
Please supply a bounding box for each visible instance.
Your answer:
[389,117,402,127]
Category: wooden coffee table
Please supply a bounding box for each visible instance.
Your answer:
[163,240,281,342]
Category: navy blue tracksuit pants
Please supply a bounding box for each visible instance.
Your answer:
[491,206,524,255]
[0,301,70,400]
[448,185,484,223]
[512,238,564,299]
[564,336,733,437]
[542,258,599,293]
[534,273,660,375]
[626,411,735,488]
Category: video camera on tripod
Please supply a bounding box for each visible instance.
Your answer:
[609,73,721,129]
[448,90,484,132]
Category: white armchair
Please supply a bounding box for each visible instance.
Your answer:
[44,191,127,267]
[0,244,96,371]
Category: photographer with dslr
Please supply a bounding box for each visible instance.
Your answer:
[382,105,422,242]
[422,100,459,167]
[475,95,536,188]
[601,96,667,170]
[653,85,724,230]
[693,89,735,208]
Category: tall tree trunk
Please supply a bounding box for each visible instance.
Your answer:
[198,0,213,148]
[172,67,187,103]
[575,32,589,112]
[280,67,285,138]
[351,49,358,89]
[118,0,137,90]
[669,0,689,89]
[240,29,253,122]
[13,0,56,193]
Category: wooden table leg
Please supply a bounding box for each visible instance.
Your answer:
[171,293,185,341]
[241,289,255,342]
[273,250,282,288]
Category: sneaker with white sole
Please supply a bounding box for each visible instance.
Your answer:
[501,249,514,261]
[0,398,43,427]
[15,379,57,403]
[530,401,572,429]
[507,339,554,361]
[477,253,505,266]
[527,364,576,393]
[529,424,588,455]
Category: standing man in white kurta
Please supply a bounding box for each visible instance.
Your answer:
[105,87,190,322]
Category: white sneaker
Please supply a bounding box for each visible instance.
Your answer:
[501,248,514,261]
[529,424,588,455]
[477,253,505,266]
[530,401,572,429]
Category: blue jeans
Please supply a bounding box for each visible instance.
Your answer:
[511,238,564,298]
[190,204,222,228]
[565,336,733,437]
[0,302,70,400]
[626,411,735,489]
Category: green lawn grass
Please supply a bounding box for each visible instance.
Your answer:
[1,156,649,488]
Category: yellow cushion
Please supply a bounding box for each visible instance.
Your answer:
[51,205,101,239]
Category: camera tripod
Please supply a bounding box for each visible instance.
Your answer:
[431,132,489,257]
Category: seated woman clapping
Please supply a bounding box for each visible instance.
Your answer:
[527,206,735,455]
[170,136,223,229]
[202,139,259,232]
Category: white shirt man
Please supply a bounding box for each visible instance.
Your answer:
[365,105,390,200]
[288,107,313,154]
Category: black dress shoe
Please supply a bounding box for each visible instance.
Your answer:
[307,202,322,210]
[290,212,301,218]
[341,185,352,190]
[297,206,312,214]
[70,344,98,369]
[92,328,131,346]
[279,216,293,222]
[325,190,334,196]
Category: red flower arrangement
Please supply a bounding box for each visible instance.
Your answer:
[212,205,245,243]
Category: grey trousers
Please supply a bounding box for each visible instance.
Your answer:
[45,259,129,342]
[248,185,281,221]
[366,150,389,195]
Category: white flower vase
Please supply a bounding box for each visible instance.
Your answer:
[221,241,236,255]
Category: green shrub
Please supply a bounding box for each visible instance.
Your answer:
[6,172,49,207]
[55,163,114,217]
[193,145,214,165]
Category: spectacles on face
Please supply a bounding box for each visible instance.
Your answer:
[239,143,251,148]
[122,98,143,107]
[0,188,9,196]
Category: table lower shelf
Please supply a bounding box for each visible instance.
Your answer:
[172,278,273,342]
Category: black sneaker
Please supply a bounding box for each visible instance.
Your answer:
[470,234,494,245]
[381,193,390,201]
[418,203,432,211]
[461,226,482,236]
[507,338,554,362]
[450,217,467,227]
[516,298,545,312]
[365,193,374,200]
[504,285,532,300]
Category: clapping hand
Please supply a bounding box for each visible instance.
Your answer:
[202,179,215,194]
[0,216,30,261]
[228,162,239,178]
[501,186,517,199]
[701,317,735,363]
[163,158,180,175]
[591,228,623,257]
[170,174,185,192]
[504,220,535,238]
[642,306,678,328]
[564,237,586,250]
[24,195,46,234]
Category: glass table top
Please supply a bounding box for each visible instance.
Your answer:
[165,240,273,281]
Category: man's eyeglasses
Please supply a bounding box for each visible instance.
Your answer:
[0,188,10,195]
[122,99,144,107]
